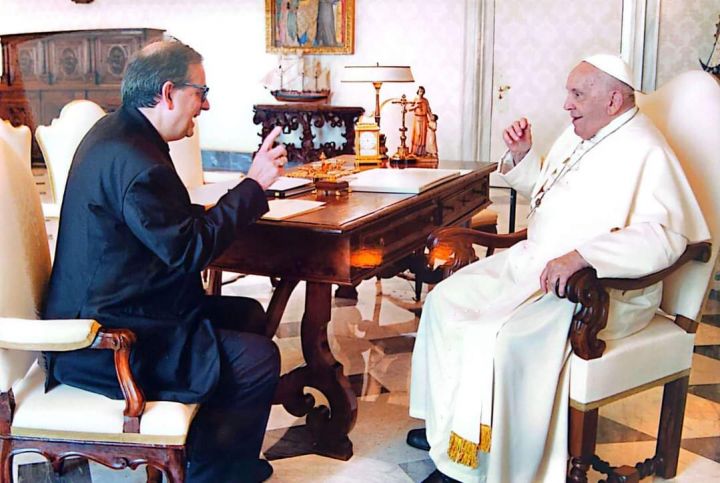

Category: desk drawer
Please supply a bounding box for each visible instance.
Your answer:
[351,202,436,267]
[437,176,490,225]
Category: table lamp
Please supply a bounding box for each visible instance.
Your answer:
[341,63,414,126]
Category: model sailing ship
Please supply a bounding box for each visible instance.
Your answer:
[263,53,330,102]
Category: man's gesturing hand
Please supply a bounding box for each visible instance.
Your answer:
[247,126,287,190]
[539,250,590,297]
[502,117,533,165]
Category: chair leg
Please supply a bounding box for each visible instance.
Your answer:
[163,449,186,483]
[147,465,163,483]
[0,439,12,483]
[567,406,598,483]
[655,375,690,478]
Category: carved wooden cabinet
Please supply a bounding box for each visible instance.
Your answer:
[253,104,364,164]
[0,28,163,165]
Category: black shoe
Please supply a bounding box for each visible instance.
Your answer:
[421,469,461,483]
[241,459,273,482]
[232,459,273,483]
[406,428,431,451]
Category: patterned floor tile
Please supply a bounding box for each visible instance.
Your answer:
[596,416,654,444]
[696,322,720,346]
[682,436,720,464]
[263,425,318,461]
[694,344,720,361]
[398,458,436,482]
[702,313,720,328]
[690,352,720,385]
[369,334,416,355]
[348,372,390,397]
[593,441,720,481]
[688,383,720,404]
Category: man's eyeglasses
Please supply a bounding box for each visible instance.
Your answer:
[180,82,210,102]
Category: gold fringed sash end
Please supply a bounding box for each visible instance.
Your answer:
[447,426,491,469]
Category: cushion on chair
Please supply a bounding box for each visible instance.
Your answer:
[11,362,198,445]
[470,209,498,229]
[0,318,99,351]
[569,315,694,409]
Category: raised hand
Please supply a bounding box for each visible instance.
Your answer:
[247,126,287,190]
[502,117,533,165]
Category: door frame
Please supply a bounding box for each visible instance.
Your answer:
[465,0,660,163]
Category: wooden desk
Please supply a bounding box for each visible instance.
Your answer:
[209,161,495,459]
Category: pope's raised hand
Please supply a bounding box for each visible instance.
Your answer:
[247,126,287,190]
[502,117,532,165]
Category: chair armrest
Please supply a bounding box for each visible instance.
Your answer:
[565,241,712,360]
[0,318,100,351]
[90,328,146,433]
[418,227,528,282]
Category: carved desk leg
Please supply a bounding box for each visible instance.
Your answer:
[274,281,357,460]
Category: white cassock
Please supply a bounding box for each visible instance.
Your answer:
[409,107,709,483]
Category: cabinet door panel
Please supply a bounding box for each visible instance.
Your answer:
[48,36,92,84]
[95,35,142,85]
[13,39,47,87]
[40,90,86,126]
[90,89,122,114]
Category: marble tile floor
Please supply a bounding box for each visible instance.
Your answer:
[15,273,720,482]
[18,174,720,482]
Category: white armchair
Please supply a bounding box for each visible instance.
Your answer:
[421,70,719,482]
[35,100,106,217]
[0,136,197,482]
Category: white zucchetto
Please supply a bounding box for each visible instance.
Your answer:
[582,54,637,91]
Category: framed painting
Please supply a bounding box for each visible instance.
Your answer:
[266,0,355,54]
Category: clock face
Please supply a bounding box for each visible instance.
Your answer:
[359,131,378,155]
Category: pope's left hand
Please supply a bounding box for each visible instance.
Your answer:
[540,250,591,297]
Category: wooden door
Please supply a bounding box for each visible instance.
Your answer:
[488,0,624,162]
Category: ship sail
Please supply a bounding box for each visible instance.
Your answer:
[262,53,330,102]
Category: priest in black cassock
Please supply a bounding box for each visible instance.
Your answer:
[43,39,288,483]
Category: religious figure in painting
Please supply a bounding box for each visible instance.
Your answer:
[315,0,339,46]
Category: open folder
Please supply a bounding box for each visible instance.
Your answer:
[261,199,325,220]
[346,168,462,194]
[188,176,315,208]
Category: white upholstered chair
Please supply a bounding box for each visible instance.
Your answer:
[35,100,106,217]
[169,126,245,291]
[0,138,197,482]
[422,70,719,482]
[0,120,31,175]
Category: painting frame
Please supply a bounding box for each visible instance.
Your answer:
[266,0,355,55]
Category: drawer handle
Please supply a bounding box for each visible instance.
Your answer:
[471,188,484,195]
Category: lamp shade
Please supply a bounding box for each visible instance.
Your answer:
[342,64,414,83]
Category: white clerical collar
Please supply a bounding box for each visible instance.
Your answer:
[586,106,639,145]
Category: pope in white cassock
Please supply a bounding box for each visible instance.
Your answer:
[407,55,710,483]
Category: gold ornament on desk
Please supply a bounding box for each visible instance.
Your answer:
[354,118,383,166]
[390,94,415,161]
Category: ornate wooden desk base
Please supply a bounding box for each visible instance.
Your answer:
[264,280,357,460]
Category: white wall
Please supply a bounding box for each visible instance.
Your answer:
[0,0,470,160]
[656,0,720,87]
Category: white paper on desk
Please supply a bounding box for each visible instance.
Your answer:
[261,199,325,220]
[346,168,462,194]
[267,176,313,191]
[187,179,243,208]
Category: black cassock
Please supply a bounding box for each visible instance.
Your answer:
[43,105,269,403]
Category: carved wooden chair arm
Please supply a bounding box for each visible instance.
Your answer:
[89,328,146,433]
[564,241,712,360]
[416,227,528,283]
